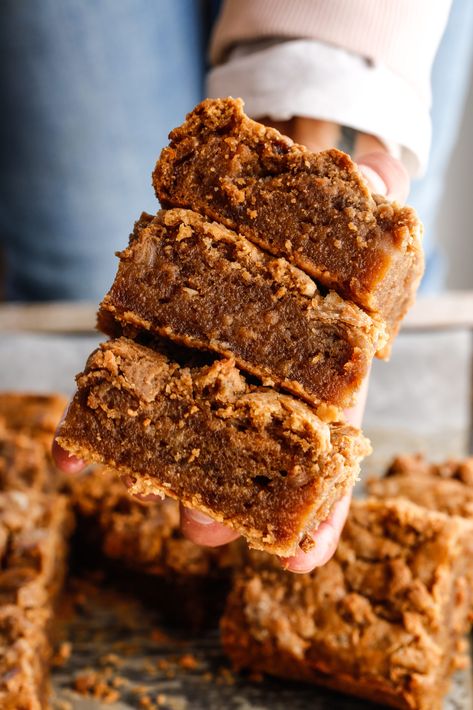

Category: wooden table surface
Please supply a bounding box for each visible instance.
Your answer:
[0,295,472,709]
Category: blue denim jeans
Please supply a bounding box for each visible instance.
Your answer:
[0,0,207,300]
[0,0,471,300]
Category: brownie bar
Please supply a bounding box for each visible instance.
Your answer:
[0,420,53,492]
[0,393,66,440]
[71,466,243,577]
[0,392,68,493]
[0,606,50,710]
[366,453,473,519]
[221,499,473,710]
[99,208,386,409]
[57,337,370,555]
[0,489,73,709]
[153,98,423,353]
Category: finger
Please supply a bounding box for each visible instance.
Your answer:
[343,367,371,428]
[280,493,351,573]
[52,405,87,474]
[260,117,341,153]
[259,117,294,136]
[290,117,341,153]
[353,132,385,158]
[357,151,410,203]
[180,504,240,548]
[51,437,86,475]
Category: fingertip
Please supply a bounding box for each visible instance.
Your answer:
[280,495,352,573]
[51,437,86,475]
[358,151,410,203]
[179,504,240,548]
[343,369,371,428]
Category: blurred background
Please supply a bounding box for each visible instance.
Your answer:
[438,80,473,289]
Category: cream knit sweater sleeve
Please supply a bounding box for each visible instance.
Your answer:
[207,0,452,176]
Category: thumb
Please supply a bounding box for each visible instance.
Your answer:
[357,151,410,204]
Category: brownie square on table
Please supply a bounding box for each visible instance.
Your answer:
[221,498,473,710]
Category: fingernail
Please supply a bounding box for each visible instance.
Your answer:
[134,493,161,502]
[184,508,215,525]
[359,165,387,196]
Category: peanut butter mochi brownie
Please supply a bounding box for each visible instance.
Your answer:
[57,337,370,556]
[153,98,423,353]
[0,489,73,710]
[98,208,386,410]
[221,498,473,710]
[366,453,473,519]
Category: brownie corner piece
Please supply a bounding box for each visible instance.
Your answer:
[57,337,370,556]
[0,392,68,493]
[221,498,473,710]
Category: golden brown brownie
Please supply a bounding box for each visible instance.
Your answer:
[366,453,473,519]
[0,391,68,493]
[0,606,50,710]
[71,466,243,577]
[221,499,473,710]
[0,489,73,709]
[0,420,53,492]
[99,208,386,409]
[57,337,370,555]
[153,98,423,353]
[0,393,67,440]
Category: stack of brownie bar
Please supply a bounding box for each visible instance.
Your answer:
[58,97,424,557]
[0,394,73,709]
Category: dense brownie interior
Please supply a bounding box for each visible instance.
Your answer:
[99,208,385,409]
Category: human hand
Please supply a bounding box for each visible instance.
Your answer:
[53,117,409,573]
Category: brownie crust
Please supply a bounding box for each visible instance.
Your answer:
[221,499,473,710]
[99,208,386,409]
[153,98,423,353]
[57,337,370,555]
